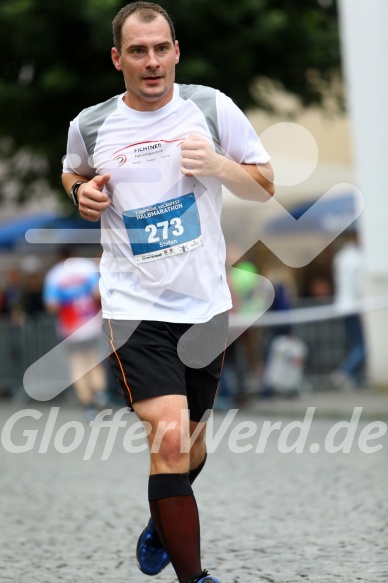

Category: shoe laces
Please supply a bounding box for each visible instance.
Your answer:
[187,570,209,583]
[144,530,162,550]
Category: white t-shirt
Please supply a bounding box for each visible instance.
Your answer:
[43,258,101,341]
[333,241,363,310]
[63,84,270,323]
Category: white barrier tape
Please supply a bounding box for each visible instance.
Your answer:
[229,295,388,328]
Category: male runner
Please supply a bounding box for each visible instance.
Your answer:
[62,3,274,582]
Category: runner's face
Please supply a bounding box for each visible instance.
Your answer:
[112,14,179,111]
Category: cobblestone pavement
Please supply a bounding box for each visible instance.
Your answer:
[0,400,387,583]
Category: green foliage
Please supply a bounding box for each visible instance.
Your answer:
[168,0,340,110]
[0,0,340,199]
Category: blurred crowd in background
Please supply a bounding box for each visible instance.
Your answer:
[0,231,366,416]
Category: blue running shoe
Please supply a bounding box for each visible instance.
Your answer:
[136,518,170,576]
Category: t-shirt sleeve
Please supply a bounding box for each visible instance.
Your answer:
[216,91,270,165]
[62,116,97,178]
[87,271,100,294]
[43,271,60,306]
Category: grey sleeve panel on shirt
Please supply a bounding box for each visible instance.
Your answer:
[179,84,223,155]
[78,96,120,158]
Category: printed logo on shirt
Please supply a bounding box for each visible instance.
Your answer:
[112,139,185,167]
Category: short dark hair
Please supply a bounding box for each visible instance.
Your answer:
[112,2,176,52]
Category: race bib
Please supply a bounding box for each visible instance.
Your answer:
[123,193,202,264]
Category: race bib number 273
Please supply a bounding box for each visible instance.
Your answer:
[123,193,202,264]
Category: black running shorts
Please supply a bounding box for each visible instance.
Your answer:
[102,312,228,422]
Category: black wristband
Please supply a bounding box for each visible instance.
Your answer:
[70,180,87,206]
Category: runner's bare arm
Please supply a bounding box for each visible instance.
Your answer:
[180,134,274,202]
[62,172,111,222]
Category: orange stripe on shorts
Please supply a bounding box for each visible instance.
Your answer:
[108,319,133,402]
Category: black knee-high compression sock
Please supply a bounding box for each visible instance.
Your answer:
[189,452,207,484]
[148,473,203,583]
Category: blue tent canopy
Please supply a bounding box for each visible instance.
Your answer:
[263,192,358,235]
[0,212,100,251]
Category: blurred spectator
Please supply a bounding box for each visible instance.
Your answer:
[259,263,307,397]
[262,263,296,347]
[43,248,108,419]
[307,276,333,299]
[0,268,24,397]
[20,257,45,317]
[22,271,45,317]
[331,233,366,389]
[0,268,24,323]
[217,245,266,407]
